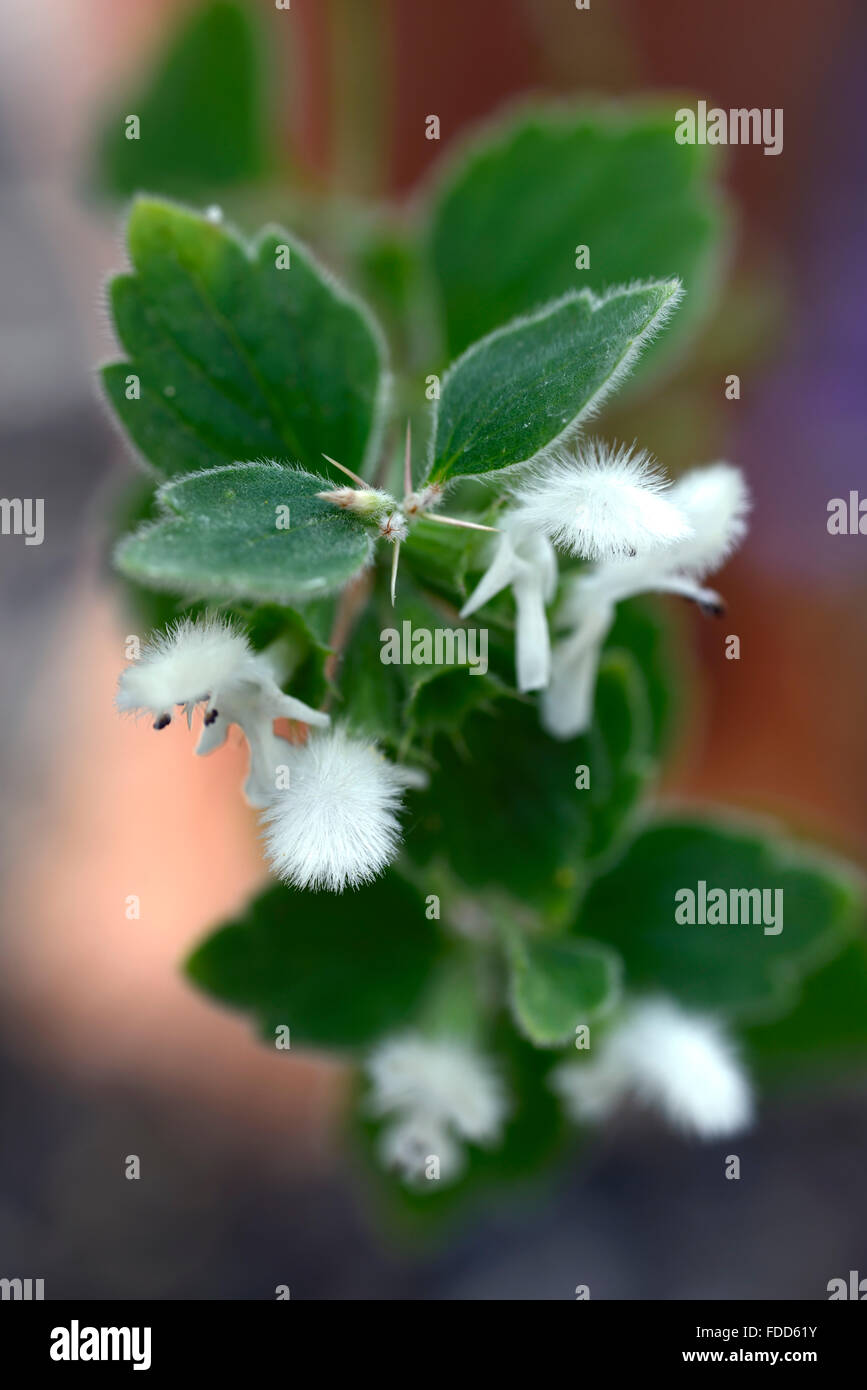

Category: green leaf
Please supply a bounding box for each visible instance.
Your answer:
[405,667,508,742]
[102,198,387,479]
[577,818,863,1020]
[505,929,621,1047]
[746,935,867,1077]
[405,651,655,918]
[427,280,683,484]
[95,1,270,198]
[116,463,372,603]
[185,873,443,1053]
[112,470,338,701]
[428,105,725,365]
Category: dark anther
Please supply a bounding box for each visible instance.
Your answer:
[204,708,219,725]
[700,598,726,618]
[154,713,171,730]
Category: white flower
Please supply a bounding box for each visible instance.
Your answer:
[460,514,557,692]
[542,464,749,738]
[379,1118,463,1185]
[512,439,692,561]
[366,1033,509,1184]
[551,998,754,1139]
[261,726,405,892]
[541,587,617,740]
[662,461,750,578]
[116,617,328,807]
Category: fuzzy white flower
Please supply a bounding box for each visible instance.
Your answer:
[551,998,754,1139]
[542,463,749,739]
[460,513,557,692]
[512,439,692,561]
[662,460,751,578]
[116,617,329,806]
[261,726,406,892]
[366,1033,509,1184]
[379,1116,463,1184]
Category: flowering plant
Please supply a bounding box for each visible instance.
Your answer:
[102,86,863,1224]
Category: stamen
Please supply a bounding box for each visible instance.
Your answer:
[154,713,171,730]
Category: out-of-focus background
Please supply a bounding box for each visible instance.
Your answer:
[1,0,865,1299]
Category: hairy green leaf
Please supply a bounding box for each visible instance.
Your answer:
[505,929,621,1047]
[186,872,443,1052]
[577,818,863,1019]
[102,198,387,479]
[746,934,867,1076]
[95,1,270,198]
[427,280,682,484]
[429,105,725,365]
[116,463,372,603]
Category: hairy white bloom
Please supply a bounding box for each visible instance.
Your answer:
[367,1033,509,1184]
[379,1116,463,1183]
[460,514,557,692]
[116,617,328,806]
[662,462,750,578]
[512,439,692,561]
[116,617,250,724]
[261,726,405,891]
[541,590,616,740]
[551,998,753,1139]
[541,464,750,739]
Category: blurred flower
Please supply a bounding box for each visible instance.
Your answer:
[551,997,754,1139]
[366,1033,509,1184]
